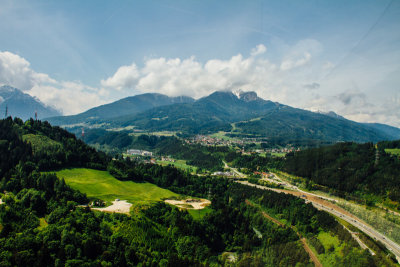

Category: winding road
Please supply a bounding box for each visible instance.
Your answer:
[220,161,400,263]
[238,180,400,263]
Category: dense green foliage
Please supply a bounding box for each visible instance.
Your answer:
[84,131,225,171]
[283,141,400,204]
[225,151,282,172]
[0,118,394,266]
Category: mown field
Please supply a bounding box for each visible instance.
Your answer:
[55,168,179,205]
[157,159,198,173]
[188,206,213,220]
[385,148,400,156]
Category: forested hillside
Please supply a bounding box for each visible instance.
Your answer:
[83,129,225,171]
[94,91,400,143]
[283,141,400,205]
[0,118,394,266]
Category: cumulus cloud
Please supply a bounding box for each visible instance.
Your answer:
[0,51,56,90]
[28,82,106,115]
[101,64,140,91]
[250,44,267,56]
[0,51,105,115]
[280,52,311,71]
[101,45,286,99]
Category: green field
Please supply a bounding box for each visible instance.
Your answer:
[385,148,400,156]
[157,159,198,173]
[188,206,213,220]
[209,131,235,141]
[56,168,179,205]
[313,231,345,266]
[271,152,286,157]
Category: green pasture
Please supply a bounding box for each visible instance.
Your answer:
[157,159,197,173]
[314,231,345,266]
[209,131,235,141]
[55,168,179,205]
[188,206,213,220]
[271,152,286,157]
[385,148,400,156]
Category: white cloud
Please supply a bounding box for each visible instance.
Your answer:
[0,51,56,90]
[280,52,311,70]
[102,48,282,99]
[28,83,106,115]
[0,51,105,115]
[251,44,267,56]
[101,64,140,91]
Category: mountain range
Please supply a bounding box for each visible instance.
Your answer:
[104,91,400,143]
[47,93,194,125]
[0,85,61,120]
[44,90,400,144]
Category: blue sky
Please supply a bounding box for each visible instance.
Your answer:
[0,0,399,127]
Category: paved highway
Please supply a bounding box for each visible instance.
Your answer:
[222,161,246,178]
[238,181,400,263]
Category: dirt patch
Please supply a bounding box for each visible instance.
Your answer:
[92,200,132,214]
[165,198,211,209]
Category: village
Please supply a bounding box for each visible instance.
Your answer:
[185,134,298,155]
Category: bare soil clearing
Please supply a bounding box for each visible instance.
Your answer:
[165,198,211,209]
[92,200,132,214]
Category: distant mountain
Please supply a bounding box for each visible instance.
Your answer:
[362,123,400,140]
[46,89,400,144]
[112,91,281,134]
[105,90,400,143]
[317,111,346,120]
[46,93,194,125]
[234,106,398,143]
[0,85,61,120]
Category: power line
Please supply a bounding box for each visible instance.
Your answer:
[322,0,394,81]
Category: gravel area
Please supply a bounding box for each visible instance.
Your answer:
[92,200,132,214]
[165,199,211,209]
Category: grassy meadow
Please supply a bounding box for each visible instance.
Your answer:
[188,206,213,220]
[385,148,400,156]
[55,168,179,205]
[157,159,198,173]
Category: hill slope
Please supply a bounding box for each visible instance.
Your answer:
[112,91,281,134]
[0,117,393,266]
[109,91,400,143]
[0,85,61,120]
[46,93,194,125]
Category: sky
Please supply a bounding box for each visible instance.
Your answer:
[0,0,399,127]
